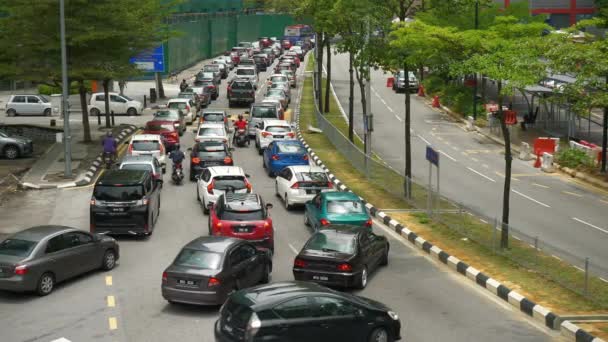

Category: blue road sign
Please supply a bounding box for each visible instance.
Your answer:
[130,45,165,73]
[426,145,439,166]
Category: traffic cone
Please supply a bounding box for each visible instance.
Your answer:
[417,85,425,97]
[533,154,541,168]
[386,77,394,88]
[432,95,440,108]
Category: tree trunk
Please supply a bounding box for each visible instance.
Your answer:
[497,80,512,249]
[323,39,331,113]
[404,61,412,199]
[399,0,406,21]
[317,32,324,111]
[355,67,367,117]
[418,65,424,82]
[103,79,111,128]
[155,72,165,99]
[602,75,607,173]
[481,75,486,105]
[78,80,92,143]
[348,51,355,142]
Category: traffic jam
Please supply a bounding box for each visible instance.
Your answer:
[0,30,402,342]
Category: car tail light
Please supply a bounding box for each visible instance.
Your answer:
[271,154,279,161]
[159,143,165,154]
[327,181,334,189]
[227,86,232,94]
[320,218,331,226]
[14,265,28,275]
[192,157,201,164]
[208,277,221,287]
[162,272,168,283]
[144,222,149,233]
[223,157,233,164]
[287,132,295,138]
[245,180,252,192]
[364,219,373,228]
[207,181,214,195]
[261,132,272,138]
[337,263,352,272]
[291,182,300,189]
[294,258,307,268]
[90,198,96,205]
[128,144,133,154]
[186,105,190,112]
[90,223,95,233]
[303,155,309,161]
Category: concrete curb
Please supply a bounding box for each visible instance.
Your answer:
[295,95,605,342]
[20,125,138,190]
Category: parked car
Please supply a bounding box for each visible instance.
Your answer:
[227,78,256,108]
[275,165,334,209]
[215,281,402,342]
[88,92,143,116]
[0,130,33,160]
[90,169,162,237]
[152,109,185,136]
[194,123,229,145]
[293,226,389,289]
[118,155,163,180]
[127,134,167,172]
[167,98,196,125]
[304,192,372,231]
[255,119,295,154]
[5,95,52,116]
[161,236,271,306]
[393,70,419,93]
[0,226,119,296]
[262,140,309,177]
[208,193,274,252]
[189,140,233,181]
[196,166,251,213]
[248,102,281,137]
[203,64,223,83]
[235,66,258,88]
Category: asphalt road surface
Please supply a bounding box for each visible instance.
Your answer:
[0,55,559,342]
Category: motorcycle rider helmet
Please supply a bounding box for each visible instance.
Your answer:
[238,114,243,120]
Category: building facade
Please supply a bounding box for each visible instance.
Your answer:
[497,0,597,28]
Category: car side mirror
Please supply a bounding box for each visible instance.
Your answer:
[245,173,251,178]
[266,203,273,209]
[156,179,164,185]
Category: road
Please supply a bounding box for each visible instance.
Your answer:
[0,54,558,342]
[327,50,608,276]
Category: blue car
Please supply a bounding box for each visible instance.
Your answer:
[262,140,309,177]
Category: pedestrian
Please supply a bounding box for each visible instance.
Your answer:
[180,79,189,92]
[118,80,127,95]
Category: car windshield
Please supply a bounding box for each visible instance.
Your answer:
[266,126,290,133]
[251,106,276,118]
[213,176,246,190]
[0,238,37,257]
[154,110,178,120]
[237,69,255,76]
[145,123,174,132]
[266,90,284,97]
[132,141,161,151]
[297,172,328,183]
[196,142,227,158]
[203,113,224,122]
[168,102,188,110]
[94,185,144,201]
[220,209,264,221]
[204,65,219,72]
[253,56,264,62]
[271,76,287,82]
[174,249,222,270]
[198,127,224,136]
[276,144,305,154]
[305,232,356,254]
[231,81,252,90]
[326,200,366,214]
[121,164,153,173]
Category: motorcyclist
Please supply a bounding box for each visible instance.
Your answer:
[233,114,249,145]
[101,131,117,162]
[168,144,185,173]
[179,79,189,92]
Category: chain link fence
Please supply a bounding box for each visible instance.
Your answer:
[310,72,608,307]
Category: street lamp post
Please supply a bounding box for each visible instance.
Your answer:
[472,0,479,121]
[59,0,72,178]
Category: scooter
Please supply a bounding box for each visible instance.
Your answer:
[235,129,249,147]
[172,163,184,185]
[103,152,114,169]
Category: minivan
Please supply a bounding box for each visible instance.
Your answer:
[248,103,280,137]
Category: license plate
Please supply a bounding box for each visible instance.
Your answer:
[178,279,197,286]
[111,207,124,212]
[274,135,284,139]
[306,189,319,195]
[237,228,249,233]
[312,275,328,281]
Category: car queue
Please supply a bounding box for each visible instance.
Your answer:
[0,37,402,342]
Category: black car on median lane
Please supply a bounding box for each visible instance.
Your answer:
[215,281,401,342]
[162,236,271,306]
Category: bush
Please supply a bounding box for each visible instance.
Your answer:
[556,148,594,169]
[422,75,444,95]
[38,81,92,95]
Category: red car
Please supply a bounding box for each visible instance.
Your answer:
[143,120,180,152]
[208,193,275,253]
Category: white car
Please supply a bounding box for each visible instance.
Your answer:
[88,92,143,116]
[194,123,229,145]
[275,165,335,210]
[235,66,258,89]
[218,56,234,70]
[5,95,52,116]
[196,166,252,214]
[261,98,285,120]
[126,134,167,172]
[167,98,196,124]
[255,119,295,154]
[266,74,288,86]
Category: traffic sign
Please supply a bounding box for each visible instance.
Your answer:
[130,45,165,73]
[426,145,439,166]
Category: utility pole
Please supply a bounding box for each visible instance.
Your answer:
[60,0,72,178]
[602,76,608,173]
[404,62,412,199]
[364,17,372,161]
[472,0,479,121]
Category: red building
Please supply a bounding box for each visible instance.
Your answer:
[497,0,597,28]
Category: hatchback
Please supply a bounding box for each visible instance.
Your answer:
[214,281,402,342]
[118,155,163,180]
[161,236,271,306]
[143,120,180,152]
[262,140,309,177]
[127,134,167,172]
[255,119,295,154]
[275,165,334,209]
[293,227,389,289]
[196,166,251,213]
[88,92,143,116]
[208,193,274,252]
[167,98,196,125]
[304,192,372,231]
[153,109,185,136]
[5,95,52,116]
[0,226,119,296]
[194,123,229,145]
[199,110,229,132]
[189,141,234,181]
[0,130,33,160]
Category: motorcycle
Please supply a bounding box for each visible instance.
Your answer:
[103,152,114,169]
[172,163,184,185]
[234,128,249,147]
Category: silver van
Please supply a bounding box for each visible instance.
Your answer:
[247,103,280,137]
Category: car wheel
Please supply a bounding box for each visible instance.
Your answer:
[274,182,280,197]
[357,266,368,289]
[101,250,117,271]
[90,108,100,116]
[304,213,310,226]
[258,147,263,155]
[6,109,16,116]
[268,169,274,177]
[127,107,137,116]
[368,327,392,342]
[196,187,200,201]
[262,158,266,169]
[36,272,55,296]
[203,199,209,214]
[284,194,292,210]
[380,246,389,266]
[3,145,19,160]
[44,108,52,116]
[190,170,196,182]
[260,263,270,284]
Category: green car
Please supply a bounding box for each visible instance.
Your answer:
[304,192,372,231]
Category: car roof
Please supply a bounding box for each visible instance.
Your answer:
[208,166,244,176]
[232,78,253,83]
[237,66,256,70]
[146,119,177,126]
[262,119,289,126]
[199,123,225,128]
[184,236,241,253]
[96,169,149,186]
[202,110,226,115]
[120,155,155,164]
[91,92,121,96]
[167,98,189,103]
[289,165,325,173]
[316,226,368,235]
[270,74,287,78]
[131,134,162,141]
[321,191,361,200]
[11,225,77,242]
[233,281,334,309]
[251,102,276,107]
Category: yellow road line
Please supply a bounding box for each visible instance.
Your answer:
[563,191,583,198]
[533,183,549,189]
[108,317,118,330]
[107,295,115,307]
[105,276,113,286]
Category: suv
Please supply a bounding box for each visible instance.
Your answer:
[90,170,162,237]
[0,130,33,159]
[127,134,167,173]
[196,166,252,213]
[118,155,163,180]
[393,70,419,93]
[227,78,256,108]
[235,66,258,88]
[5,95,52,116]
[208,193,274,252]
[88,93,143,116]
[248,103,280,137]
[255,119,295,154]
[189,141,233,181]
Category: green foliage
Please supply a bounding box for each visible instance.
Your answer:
[556,148,595,169]
[38,81,91,95]
[421,75,445,95]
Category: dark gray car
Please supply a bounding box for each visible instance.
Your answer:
[0,225,119,296]
[0,130,33,159]
[202,65,222,84]
[161,236,271,306]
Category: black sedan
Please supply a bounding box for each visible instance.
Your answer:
[215,281,401,342]
[189,141,234,181]
[292,226,389,289]
[0,225,119,296]
[161,236,271,306]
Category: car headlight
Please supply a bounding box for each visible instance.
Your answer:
[387,311,399,320]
